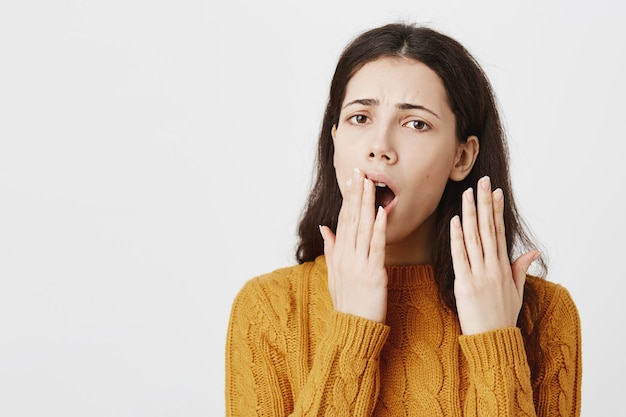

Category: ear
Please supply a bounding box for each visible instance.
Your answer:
[450,135,479,181]
[331,125,338,168]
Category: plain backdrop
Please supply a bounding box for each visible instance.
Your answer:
[1,0,624,415]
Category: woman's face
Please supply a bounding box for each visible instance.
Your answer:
[332,56,476,260]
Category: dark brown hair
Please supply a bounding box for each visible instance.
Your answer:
[295,22,545,376]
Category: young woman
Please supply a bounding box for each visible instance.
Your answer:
[225,23,581,416]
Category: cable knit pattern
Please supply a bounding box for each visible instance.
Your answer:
[225,256,582,416]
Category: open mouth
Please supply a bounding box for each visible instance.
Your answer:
[374,182,396,209]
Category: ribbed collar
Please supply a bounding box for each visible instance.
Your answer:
[313,255,436,290]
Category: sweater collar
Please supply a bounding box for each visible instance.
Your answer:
[313,255,436,290]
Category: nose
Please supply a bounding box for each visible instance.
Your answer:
[367,131,398,164]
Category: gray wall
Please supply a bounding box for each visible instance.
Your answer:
[1,0,623,415]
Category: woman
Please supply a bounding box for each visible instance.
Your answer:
[226,22,581,416]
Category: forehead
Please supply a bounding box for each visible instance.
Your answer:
[343,57,449,109]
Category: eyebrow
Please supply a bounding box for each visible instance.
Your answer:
[342,98,441,119]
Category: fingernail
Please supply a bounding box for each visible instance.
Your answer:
[318,225,325,239]
[480,176,491,190]
[464,187,474,202]
[451,215,461,227]
[493,188,503,202]
[375,205,385,220]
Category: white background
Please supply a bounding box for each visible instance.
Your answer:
[1,0,624,415]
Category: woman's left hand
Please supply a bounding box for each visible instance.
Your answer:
[450,176,540,335]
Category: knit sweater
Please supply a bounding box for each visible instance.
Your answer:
[225,255,581,416]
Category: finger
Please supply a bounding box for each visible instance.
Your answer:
[369,206,387,266]
[492,188,508,262]
[450,215,472,278]
[334,177,352,241]
[342,168,365,250]
[461,187,484,266]
[476,176,498,264]
[356,177,376,255]
[319,225,336,259]
[320,225,337,296]
[511,250,540,295]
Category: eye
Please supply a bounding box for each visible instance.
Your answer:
[404,120,430,131]
[348,114,369,124]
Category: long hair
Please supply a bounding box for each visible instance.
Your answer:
[295,23,545,377]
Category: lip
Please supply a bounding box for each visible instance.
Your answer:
[364,170,398,215]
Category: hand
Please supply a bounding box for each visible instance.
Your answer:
[450,176,540,335]
[319,168,388,323]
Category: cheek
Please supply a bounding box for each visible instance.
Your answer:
[332,142,356,195]
[419,145,458,180]
[333,156,349,198]
[403,151,456,201]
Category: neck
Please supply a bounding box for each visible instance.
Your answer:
[384,213,436,265]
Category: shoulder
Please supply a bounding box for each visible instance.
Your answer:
[525,275,579,316]
[239,260,320,300]
[231,257,328,324]
[525,275,581,339]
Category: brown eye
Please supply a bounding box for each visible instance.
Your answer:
[349,114,369,124]
[405,120,430,131]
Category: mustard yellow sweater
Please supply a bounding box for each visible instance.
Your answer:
[225,255,581,416]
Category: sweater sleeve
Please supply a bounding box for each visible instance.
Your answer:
[458,284,582,417]
[459,327,537,417]
[292,310,390,416]
[225,277,390,417]
[533,285,582,416]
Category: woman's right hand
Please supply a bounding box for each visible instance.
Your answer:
[319,168,388,324]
